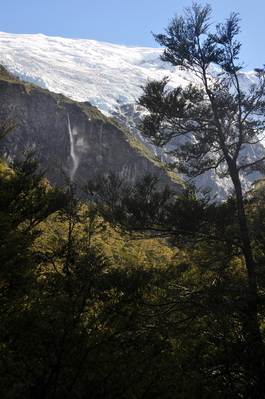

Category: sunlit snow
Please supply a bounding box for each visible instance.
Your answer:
[0,31,263,199]
[0,31,206,114]
[0,31,259,114]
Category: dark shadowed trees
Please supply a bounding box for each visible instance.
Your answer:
[136,4,265,395]
[86,4,265,397]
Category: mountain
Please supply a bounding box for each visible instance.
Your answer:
[0,65,183,193]
[0,31,263,198]
[0,32,197,114]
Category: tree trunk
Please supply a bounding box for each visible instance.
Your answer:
[230,166,265,396]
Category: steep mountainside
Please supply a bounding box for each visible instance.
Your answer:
[0,32,263,199]
[0,66,183,192]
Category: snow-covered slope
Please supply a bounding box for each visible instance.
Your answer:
[0,31,263,199]
[0,32,258,114]
[0,31,199,114]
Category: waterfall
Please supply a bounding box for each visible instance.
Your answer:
[67,114,79,180]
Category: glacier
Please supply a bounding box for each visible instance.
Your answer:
[0,31,203,114]
[0,32,258,114]
[0,31,264,199]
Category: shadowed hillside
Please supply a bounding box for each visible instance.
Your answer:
[0,66,183,192]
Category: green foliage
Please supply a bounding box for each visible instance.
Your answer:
[2,145,265,397]
[86,165,265,397]
[0,65,21,83]
[1,153,188,398]
[0,151,68,299]
[0,116,18,141]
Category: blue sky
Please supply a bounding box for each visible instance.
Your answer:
[1,0,264,71]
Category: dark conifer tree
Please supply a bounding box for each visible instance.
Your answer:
[136,4,265,396]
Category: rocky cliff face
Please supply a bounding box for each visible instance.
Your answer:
[0,66,183,193]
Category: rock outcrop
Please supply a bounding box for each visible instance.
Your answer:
[0,66,183,193]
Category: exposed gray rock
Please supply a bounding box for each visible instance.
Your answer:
[0,69,183,194]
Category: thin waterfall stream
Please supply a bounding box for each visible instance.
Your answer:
[67,114,79,180]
